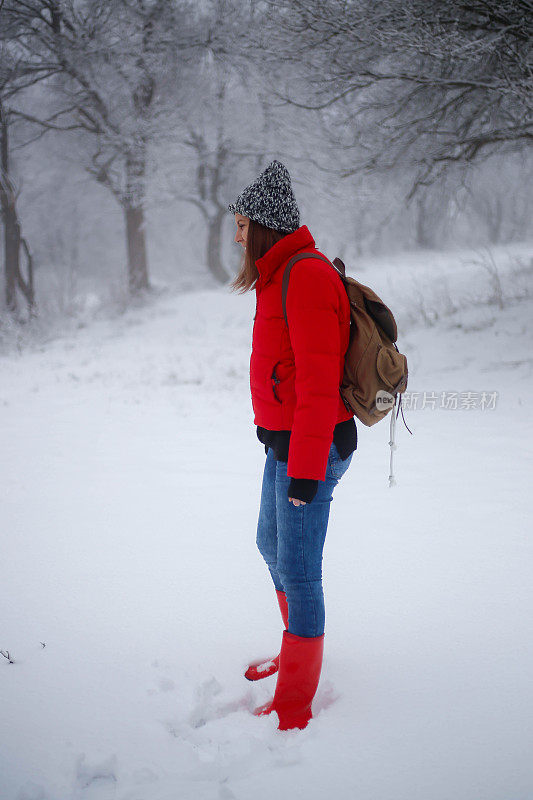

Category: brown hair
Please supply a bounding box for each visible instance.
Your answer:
[230,219,288,293]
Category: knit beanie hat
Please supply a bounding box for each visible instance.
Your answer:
[227,160,300,233]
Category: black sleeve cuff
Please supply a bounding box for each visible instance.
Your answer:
[288,478,318,504]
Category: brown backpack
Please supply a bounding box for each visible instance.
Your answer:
[282,253,408,427]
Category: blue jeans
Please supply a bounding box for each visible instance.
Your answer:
[256,441,353,638]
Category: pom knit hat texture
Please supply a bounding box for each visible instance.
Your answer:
[228,160,300,233]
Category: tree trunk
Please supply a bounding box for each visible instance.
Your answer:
[207,210,230,283]
[1,103,27,314]
[123,148,150,295]
[487,196,503,245]
[124,204,150,294]
[4,212,20,313]
[415,196,434,248]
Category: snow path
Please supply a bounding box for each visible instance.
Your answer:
[1,250,533,800]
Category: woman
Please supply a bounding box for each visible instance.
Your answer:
[228,160,357,730]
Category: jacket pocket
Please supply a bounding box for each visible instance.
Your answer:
[271,364,282,403]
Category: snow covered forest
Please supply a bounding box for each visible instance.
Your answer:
[1,1,532,799]
[1,0,532,327]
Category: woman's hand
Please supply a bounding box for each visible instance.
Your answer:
[287,479,316,505]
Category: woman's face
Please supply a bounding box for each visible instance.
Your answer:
[234,213,249,249]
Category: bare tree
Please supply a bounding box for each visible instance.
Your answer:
[4,0,206,295]
[177,74,233,284]
[175,73,279,283]
[164,0,306,284]
[0,20,41,317]
[256,0,533,193]
[465,150,533,243]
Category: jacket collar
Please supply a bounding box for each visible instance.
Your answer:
[255,225,315,287]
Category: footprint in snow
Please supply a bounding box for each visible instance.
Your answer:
[311,680,340,716]
[218,779,238,799]
[73,754,118,799]
[187,677,255,729]
[185,676,337,730]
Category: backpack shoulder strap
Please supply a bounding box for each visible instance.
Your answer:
[281,252,343,326]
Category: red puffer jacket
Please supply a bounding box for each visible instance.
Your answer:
[250,224,353,481]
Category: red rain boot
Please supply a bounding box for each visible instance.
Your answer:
[253,630,325,730]
[245,590,289,681]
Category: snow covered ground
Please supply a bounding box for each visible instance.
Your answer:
[1,243,532,800]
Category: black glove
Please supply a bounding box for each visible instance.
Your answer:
[288,478,318,504]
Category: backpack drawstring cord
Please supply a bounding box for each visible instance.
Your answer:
[399,392,413,435]
[388,396,398,488]
[389,394,412,487]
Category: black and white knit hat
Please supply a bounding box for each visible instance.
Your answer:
[227,160,300,233]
